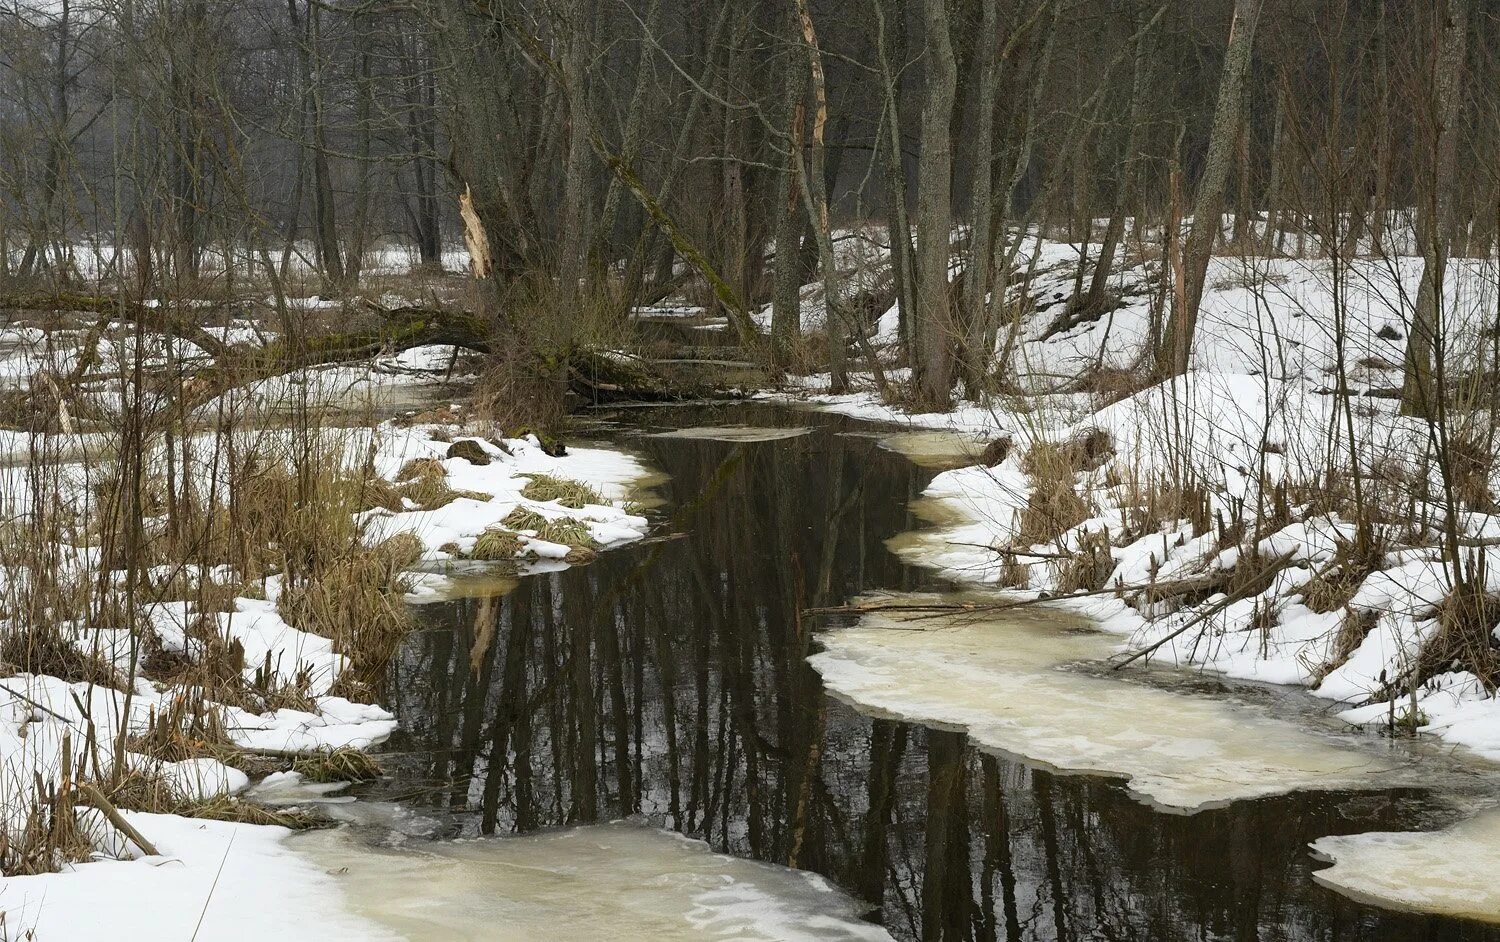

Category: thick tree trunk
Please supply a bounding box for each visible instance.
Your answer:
[1156,0,1263,378]
[1401,0,1470,417]
[771,61,808,365]
[913,0,958,407]
[558,0,595,297]
[958,0,1000,398]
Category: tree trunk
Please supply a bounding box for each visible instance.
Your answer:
[558,0,595,298]
[403,42,442,266]
[1079,0,1160,315]
[595,0,665,269]
[913,0,958,407]
[958,0,1000,397]
[347,40,374,283]
[1401,0,1470,417]
[875,0,918,366]
[1156,0,1263,378]
[771,60,808,365]
[793,0,848,392]
[1369,0,1392,255]
[299,1,343,287]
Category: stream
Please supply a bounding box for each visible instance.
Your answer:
[301,402,1500,940]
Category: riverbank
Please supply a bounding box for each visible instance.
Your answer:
[0,324,658,937]
[318,403,1500,940]
[769,239,1500,769]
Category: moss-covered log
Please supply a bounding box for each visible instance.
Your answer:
[4,292,736,411]
[0,292,233,361]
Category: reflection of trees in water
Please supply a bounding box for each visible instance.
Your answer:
[387,430,916,848]
[380,420,1500,942]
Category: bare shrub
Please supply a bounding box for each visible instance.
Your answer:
[1054,529,1116,593]
[1016,442,1092,546]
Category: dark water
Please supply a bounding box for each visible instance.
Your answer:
[375,402,1500,941]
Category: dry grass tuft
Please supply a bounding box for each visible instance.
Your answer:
[520,474,601,509]
[470,527,523,560]
[130,688,235,763]
[1077,368,1151,409]
[1446,428,1496,512]
[277,535,419,692]
[535,518,596,549]
[998,554,1031,589]
[1054,529,1116,593]
[178,794,323,829]
[1,626,124,690]
[1301,532,1388,614]
[359,477,406,513]
[0,778,94,875]
[502,507,550,532]
[1301,572,1364,614]
[1418,584,1500,689]
[1016,442,1092,546]
[396,457,446,484]
[292,746,382,783]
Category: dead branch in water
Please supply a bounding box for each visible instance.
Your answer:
[805,549,1304,666]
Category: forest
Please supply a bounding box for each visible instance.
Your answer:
[2,0,1500,939]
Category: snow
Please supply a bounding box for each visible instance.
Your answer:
[841,240,1500,769]
[1,812,397,941]
[361,428,653,560]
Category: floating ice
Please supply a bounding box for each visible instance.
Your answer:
[648,425,813,442]
[872,430,991,469]
[293,821,893,941]
[810,596,1404,812]
[1310,809,1500,923]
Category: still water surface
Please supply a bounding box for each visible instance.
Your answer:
[356,402,1500,940]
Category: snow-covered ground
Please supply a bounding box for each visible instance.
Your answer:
[3,811,399,941]
[783,241,1500,765]
[0,326,658,936]
[779,230,1500,922]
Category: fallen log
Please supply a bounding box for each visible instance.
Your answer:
[0,292,233,365]
[6,292,746,415]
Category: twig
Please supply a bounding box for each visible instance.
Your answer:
[77,782,161,857]
[1111,549,1299,670]
[0,683,77,724]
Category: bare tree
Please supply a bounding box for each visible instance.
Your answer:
[1156,0,1264,377]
